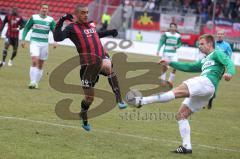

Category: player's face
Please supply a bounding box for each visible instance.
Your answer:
[170,24,177,33]
[199,39,212,54]
[75,7,88,23]
[216,31,224,41]
[40,5,49,16]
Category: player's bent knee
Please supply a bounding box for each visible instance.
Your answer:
[173,83,190,98]
[85,95,94,103]
[176,105,192,120]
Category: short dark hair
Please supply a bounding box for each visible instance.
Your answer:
[75,4,88,12]
[41,4,48,7]
[199,34,215,47]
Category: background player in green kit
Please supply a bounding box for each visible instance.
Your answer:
[156,22,182,86]
[21,4,56,89]
[128,34,235,154]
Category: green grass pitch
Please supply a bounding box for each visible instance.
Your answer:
[0,39,239,159]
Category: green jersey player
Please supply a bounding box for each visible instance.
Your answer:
[128,34,235,154]
[21,4,56,89]
[156,22,182,87]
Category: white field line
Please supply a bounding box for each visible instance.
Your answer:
[0,115,239,153]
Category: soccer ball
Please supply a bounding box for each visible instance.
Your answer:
[125,89,142,107]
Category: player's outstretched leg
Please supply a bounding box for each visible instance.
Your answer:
[107,72,127,109]
[101,59,127,109]
[126,90,175,108]
[126,83,189,108]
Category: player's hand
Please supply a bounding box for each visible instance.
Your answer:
[61,13,73,22]
[223,73,232,81]
[21,42,25,48]
[53,42,57,49]
[111,29,118,37]
[157,59,169,66]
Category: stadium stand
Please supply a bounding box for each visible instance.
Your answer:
[0,0,94,20]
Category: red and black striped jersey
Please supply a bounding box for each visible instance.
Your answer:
[0,14,24,38]
[54,21,111,65]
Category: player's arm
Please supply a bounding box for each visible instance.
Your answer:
[176,36,182,48]
[50,20,56,32]
[53,14,73,41]
[169,60,202,72]
[22,16,34,40]
[215,50,235,81]
[97,29,118,38]
[19,17,25,30]
[21,16,34,48]
[0,16,8,34]
[50,20,58,48]
[156,33,166,55]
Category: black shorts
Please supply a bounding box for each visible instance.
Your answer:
[5,37,19,49]
[80,62,102,88]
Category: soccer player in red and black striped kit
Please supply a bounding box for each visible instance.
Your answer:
[54,5,127,131]
[0,7,24,67]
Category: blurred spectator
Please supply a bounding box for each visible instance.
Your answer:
[100,12,111,31]
[136,31,143,41]
[231,0,240,21]
[154,0,161,10]
[127,0,238,24]
[208,2,223,18]
[143,0,156,11]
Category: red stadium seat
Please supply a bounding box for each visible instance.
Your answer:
[0,0,94,20]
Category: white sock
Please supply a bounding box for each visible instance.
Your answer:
[36,68,43,83]
[168,72,175,83]
[160,72,166,81]
[141,91,175,105]
[178,119,192,149]
[30,67,37,83]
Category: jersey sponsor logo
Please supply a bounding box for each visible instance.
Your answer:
[33,24,50,30]
[84,28,96,37]
[166,39,177,44]
[202,60,215,70]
